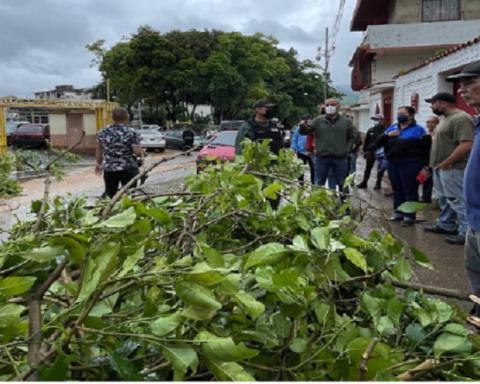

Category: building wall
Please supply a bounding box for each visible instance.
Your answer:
[394,41,480,126]
[48,111,97,152]
[374,50,439,83]
[388,0,480,24]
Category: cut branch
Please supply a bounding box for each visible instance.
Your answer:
[396,359,439,381]
[384,278,471,302]
[357,337,378,381]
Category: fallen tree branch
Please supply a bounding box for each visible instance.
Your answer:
[384,278,471,302]
[396,359,439,381]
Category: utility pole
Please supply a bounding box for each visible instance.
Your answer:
[324,27,330,102]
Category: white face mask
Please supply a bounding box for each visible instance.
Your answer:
[325,106,337,115]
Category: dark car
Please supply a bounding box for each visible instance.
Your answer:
[11,124,50,148]
[165,130,208,151]
[219,120,244,131]
[6,121,29,146]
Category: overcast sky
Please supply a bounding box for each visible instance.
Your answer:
[0,0,364,97]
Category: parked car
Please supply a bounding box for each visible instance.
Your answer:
[11,124,50,148]
[6,121,29,146]
[141,124,161,131]
[219,120,244,131]
[137,129,166,152]
[165,130,208,151]
[196,131,237,173]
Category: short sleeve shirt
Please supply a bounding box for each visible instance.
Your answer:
[97,124,140,172]
[430,111,474,170]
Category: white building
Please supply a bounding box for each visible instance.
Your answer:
[349,0,480,132]
[34,85,93,101]
[394,36,480,125]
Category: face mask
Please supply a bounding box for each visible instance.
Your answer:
[325,106,337,115]
[373,121,379,126]
[264,109,275,119]
[397,114,409,124]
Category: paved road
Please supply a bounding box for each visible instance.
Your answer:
[0,153,472,310]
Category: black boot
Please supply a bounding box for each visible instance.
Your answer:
[356,181,368,189]
[374,180,382,190]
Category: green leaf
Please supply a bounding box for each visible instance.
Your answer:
[392,256,412,282]
[0,277,36,296]
[204,358,255,382]
[290,337,308,353]
[311,227,330,250]
[314,302,332,325]
[201,246,225,268]
[342,234,371,247]
[244,243,288,270]
[326,255,350,282]
[272,313,292,338]
[434,334,471,357]
[0,304,25,328]
[386,297,405,325]
[146,208,173,225]
[263,183,283,199]
[18,245,65,262]
[95,207,137,228]
[397,202,425,214]
[130,218,152,235]
[196,330,259,362]
[51,237,86,265]
[443,323,468,337]
[292,235,310,252]
[151,312,182,336]
[175,281,222,310]
[344,173,355,189]
[162,346,198,381]
[344,248,367,272]
[410,247,433,269]
[77,243,120,303]
[39,354,68,381]
[181,306,217,321]
[235,291,265,320]
[186,263,227,286]
[376,316,394,335]
[361,294,381,323]
[119,246,145,277]
[405,323,427,343]
[109,352,144,381]
[347,337,391,361]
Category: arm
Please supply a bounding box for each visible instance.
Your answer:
[373,132,388,149]
[346,123,356,152]
[436,141,473,170]
[95,141,103,176]
[131,129,144,157]
[298,121,314,135]
[362,129,371,152]
[421,134,433,167]
[306,132,315,155]
[235,123,253,156]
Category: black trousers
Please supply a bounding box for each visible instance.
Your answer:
[360,151,377,183]
[422,177,433,202]
[103,167,139,199]
[183,138,194,154]
[297,153,315,185]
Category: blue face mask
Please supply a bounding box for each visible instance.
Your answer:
[397,114,409,124]
[373,121,379,126]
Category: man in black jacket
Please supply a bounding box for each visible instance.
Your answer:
[357,114,387,189]
[182,128,195,155]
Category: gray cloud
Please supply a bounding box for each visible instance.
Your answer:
[0,0,363,96]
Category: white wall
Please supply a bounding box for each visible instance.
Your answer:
[49,114,67,135]
[365,20,480,49]
[84,114,96,135]
[394,41,480,126]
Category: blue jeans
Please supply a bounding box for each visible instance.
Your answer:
[387,157,423,221]
[433,168,468,235]
[466,228,480,317]
[313,156,348,193]
[348,151,359,177]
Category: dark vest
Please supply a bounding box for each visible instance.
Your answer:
[247,119,284,155]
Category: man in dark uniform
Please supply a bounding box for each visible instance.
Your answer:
[235,99,284,210]
[182,127,195,155]
[235,99,284,156]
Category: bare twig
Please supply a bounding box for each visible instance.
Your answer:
[0,260,30,275]
[384,278,471,302]
[142,361,172,376]
[396,359,439,381]
[357,337,378,381]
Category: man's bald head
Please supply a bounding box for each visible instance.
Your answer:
[325,98,340,107]
[426,115,440,133]
[112,107,129,123]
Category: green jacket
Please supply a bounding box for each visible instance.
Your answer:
[299,115,356,158]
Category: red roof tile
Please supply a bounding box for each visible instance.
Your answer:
[394,36,480,79]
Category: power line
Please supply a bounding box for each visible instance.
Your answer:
[329,0,346,58]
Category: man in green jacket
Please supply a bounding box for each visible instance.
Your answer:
[299,98,355,193]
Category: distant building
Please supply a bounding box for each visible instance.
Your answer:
[34,85,93,101]
[394,35,480,125]
[349,0,480,132]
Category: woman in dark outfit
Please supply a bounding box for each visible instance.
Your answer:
[375,106,432,227]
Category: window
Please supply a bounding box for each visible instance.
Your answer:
[423,0,460,22]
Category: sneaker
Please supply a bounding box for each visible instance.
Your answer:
[445,234,466,245]
[356,182,368,189]
[401,220,415,227]
[384,191,393,197]
[424,225,458,235]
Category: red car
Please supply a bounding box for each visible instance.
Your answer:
[196,131,237,173]
[11,124,50,148]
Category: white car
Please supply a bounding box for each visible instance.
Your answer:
[142,124,161,131]
[137,129,166,152]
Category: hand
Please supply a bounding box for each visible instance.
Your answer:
[421,168,432,180]
[299,120,307,127]
[436,162,453,171]
[388,130,401,137]
[94,164,103,177]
